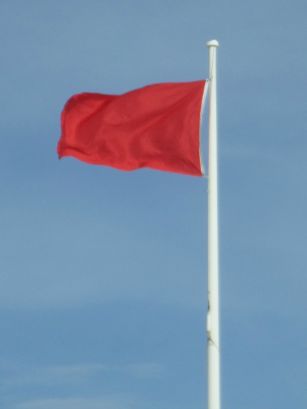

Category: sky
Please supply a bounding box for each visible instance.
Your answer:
[1,0,307,408]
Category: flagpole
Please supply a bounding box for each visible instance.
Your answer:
[206,39,221,409]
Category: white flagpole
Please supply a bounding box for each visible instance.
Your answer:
[206,39,221,409]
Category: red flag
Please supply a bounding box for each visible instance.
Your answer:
[57,80,206,176]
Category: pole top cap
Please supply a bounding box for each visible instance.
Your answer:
[207,39,219,47]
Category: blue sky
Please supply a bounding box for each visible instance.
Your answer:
[1,1,307,408]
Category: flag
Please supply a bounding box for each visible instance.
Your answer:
[57,80,206,176]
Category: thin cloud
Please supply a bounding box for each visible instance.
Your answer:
[3,362,165,389]
[14,397,133,409]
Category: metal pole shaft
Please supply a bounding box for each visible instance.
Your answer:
[206,39,221,409]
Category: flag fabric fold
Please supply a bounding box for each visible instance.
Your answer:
[57,80,206,176]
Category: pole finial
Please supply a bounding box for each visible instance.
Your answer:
[207,39,219,48]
